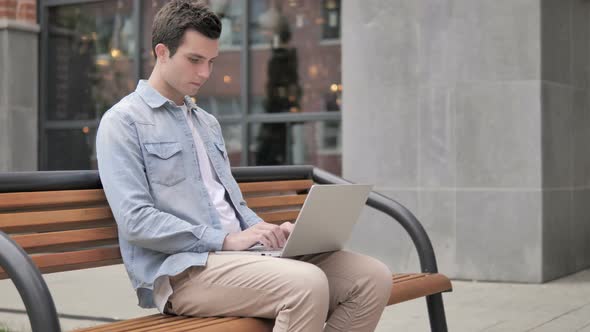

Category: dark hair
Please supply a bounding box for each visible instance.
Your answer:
[151,0,222,59]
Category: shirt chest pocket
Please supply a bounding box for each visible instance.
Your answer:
[143,142,186,186]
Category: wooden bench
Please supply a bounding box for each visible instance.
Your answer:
[0,166,452,332]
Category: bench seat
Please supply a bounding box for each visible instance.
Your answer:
[73,315,274,332]
[70,273,451,331]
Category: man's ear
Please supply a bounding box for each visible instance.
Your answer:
[154,43,169,62]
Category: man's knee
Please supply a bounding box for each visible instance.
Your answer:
[362,256,393,303]
[272,263,329,330]
[374,259,393,291]
[287,263,330,309]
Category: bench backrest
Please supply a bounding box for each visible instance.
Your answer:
[0,179,313,280]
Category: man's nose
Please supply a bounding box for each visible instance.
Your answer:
[197,64,211,80]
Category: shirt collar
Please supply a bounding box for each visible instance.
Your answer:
[136,80,193,110]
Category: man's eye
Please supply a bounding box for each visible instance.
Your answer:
[189,58,200,63]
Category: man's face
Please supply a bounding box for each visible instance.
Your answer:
[159,29,219,99]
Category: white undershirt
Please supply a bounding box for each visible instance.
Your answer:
[152,103,242,313]
[181,104,242,234]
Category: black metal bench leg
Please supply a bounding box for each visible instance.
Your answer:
[426,293,448,332]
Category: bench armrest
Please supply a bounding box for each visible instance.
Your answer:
[311,168,439,274]
[0,231,61,332]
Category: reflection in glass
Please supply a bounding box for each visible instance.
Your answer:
[256,7,301,165]
[219,123,242,166]
[47,128,97,170]
[45,1,135,170]
[250,121,341,175]
[321,0,340,40]
[250,0,341,113]
[212,0,245,48]
[197,96,241,117]
[47,1,135,122]
[43,0,342,173]
[250,0,342,169]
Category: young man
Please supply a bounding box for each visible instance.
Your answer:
[96,1,392,331]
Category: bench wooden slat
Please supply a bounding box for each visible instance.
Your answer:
[0,189,106,211]
[169,318,273,332]
[132,317,240,332]
[115,316,195,332]
[0,206,114,233]
[393,273,428,283]
[71,314,168,332]
[245,194,306,209]
[75,317,244,332]
[31,247,123,275]
[73,315,189,332]
[113,316,189,332]
[388,273,452,305]
[153,317,221,332]
[0,247,122,280]
[11,226,119,253]
[257,210,300,224]
[239,180,313,194]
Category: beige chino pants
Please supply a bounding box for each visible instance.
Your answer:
[166,250,392,332]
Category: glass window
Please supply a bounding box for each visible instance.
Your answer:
[249,122,289,165]
[249,121,341,175]
[317,120,341,152]
[249,0,342,115]
[197,96,241,117]
[44,0,135,170]
[42,0,341,174]
[219,123,243,166]
[47,1,135,121]
[248,0,342,174]
[216,0,245,49]
[321,0,340,40]
[46,128,97,170]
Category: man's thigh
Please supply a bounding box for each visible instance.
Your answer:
[167,253,327,318]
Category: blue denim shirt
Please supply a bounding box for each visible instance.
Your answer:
[96,80,262,308]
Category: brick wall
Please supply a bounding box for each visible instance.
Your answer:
[0,0,36,23]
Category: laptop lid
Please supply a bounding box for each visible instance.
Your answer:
[280,184,373,257]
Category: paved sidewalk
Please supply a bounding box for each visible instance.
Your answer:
[1,265,590,331]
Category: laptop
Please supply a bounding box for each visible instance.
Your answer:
[215,184,373,258]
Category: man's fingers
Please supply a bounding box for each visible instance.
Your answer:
[280,222,294,238]
[255,222,285,248]
[272,226,286,247]
[262,232,280,249]
[258,237,271,249]
[256,229,278,249]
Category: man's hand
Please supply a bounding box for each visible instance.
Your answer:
[222,221,294,251]
[279,222,294,238]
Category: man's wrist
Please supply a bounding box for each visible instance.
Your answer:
[222,233,239,250]
[221,233,231,250]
